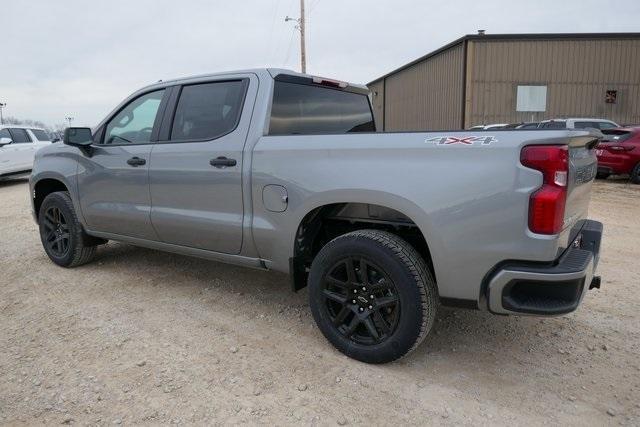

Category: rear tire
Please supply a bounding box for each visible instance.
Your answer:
[596,172,610,180]
[38,191,96,267]
[631,163,640,184]
[308,229,437,364]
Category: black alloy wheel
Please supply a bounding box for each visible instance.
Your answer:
[42,206,70,258]
[308,229,438,364]
[38,191,97,267]
[321,256,400,345]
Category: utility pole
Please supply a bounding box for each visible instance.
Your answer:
[0,102,6,125]
[285,0,307,73]
[65,116,74,128]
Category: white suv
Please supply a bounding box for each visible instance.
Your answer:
[0,125,53,178]
[538,118,619,130]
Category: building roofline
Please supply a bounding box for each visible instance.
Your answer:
[368,32,640,85]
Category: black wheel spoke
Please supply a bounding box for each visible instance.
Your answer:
[323,289,347,304]
[43,218,55,230]
[333,305,352,326]
[345,258,358,284]
[363,317,380,342]
[325,275,350,290]
[372,310,391,335]
[344,315,360,337]
[375,295,399,309]
[359,258,370,286]
[322,255,400,346]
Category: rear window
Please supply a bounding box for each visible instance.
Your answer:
[597,122,618,130]
[171,80,246,141]
[601,130,633,143]
[574,121,599,129]
[269,81,375,135]
[8,128,32,143]
[539,121,566,129]
[30,129,50,141]
[519,123,539,129]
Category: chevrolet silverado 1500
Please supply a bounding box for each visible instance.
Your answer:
[30,69,603,363]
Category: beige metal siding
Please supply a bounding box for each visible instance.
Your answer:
[468,38,640,126]
[383,43,464,130]
[368,79,385,131]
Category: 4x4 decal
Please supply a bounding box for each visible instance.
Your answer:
[426,136,498,146]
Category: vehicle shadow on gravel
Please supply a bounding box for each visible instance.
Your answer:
[0,177,29,188]
[91,242,566,369]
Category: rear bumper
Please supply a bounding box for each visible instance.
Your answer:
[486,220,603,316]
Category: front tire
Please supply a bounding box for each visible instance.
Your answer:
[38,191,96,267]
[308,230,437,364]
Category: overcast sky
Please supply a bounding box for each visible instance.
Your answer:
[1,0,639,127]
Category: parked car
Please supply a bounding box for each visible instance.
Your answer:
[0,125,52,179]
[596,127,640,183]
[508,122,540,129]
[469,123,510,130]
[29,69,603,363]
[538,118,619,130]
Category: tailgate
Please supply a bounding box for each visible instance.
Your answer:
[564,134,599,240]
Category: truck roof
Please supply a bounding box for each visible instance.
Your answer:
[138,68,369,94]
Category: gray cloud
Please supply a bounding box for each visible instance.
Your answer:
[2,0,639,127]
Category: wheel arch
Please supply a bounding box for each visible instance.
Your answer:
[290,197,437,292]
[33,177,70,218]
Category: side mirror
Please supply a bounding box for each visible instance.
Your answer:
[0,137,12,147]
[64,127,93,147]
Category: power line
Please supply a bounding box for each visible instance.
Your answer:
[282,27,297,67]
[266,0,281,64]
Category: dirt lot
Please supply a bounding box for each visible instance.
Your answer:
[0,179,639,426]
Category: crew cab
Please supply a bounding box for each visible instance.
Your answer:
[29,69,603,363]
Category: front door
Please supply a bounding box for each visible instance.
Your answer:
[0,128,23,174]
[77,89,167,240]
[149,77,255,254]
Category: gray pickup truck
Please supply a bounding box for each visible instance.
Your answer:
[30,69,603,363]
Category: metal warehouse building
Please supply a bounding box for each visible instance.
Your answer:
[368,32,640,131]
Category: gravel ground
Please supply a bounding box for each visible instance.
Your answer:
[0,178,639,426]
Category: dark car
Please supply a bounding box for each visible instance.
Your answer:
[596,127,640,183]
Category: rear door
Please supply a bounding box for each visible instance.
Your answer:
[77,89,168,240]
[29,128,53,150]
[148,75,256,254]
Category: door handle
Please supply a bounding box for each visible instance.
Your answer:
[209,156,237,168]
[127,156,146,167]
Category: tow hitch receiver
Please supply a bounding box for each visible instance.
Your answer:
[589,276,601,290]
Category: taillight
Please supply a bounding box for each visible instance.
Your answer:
[520,145,569,235]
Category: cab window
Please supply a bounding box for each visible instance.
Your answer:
[30,129,50,141]
[170,81,247,141]
[598,122,618,130]
[104,90,165,144]
[8,128,32,143]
